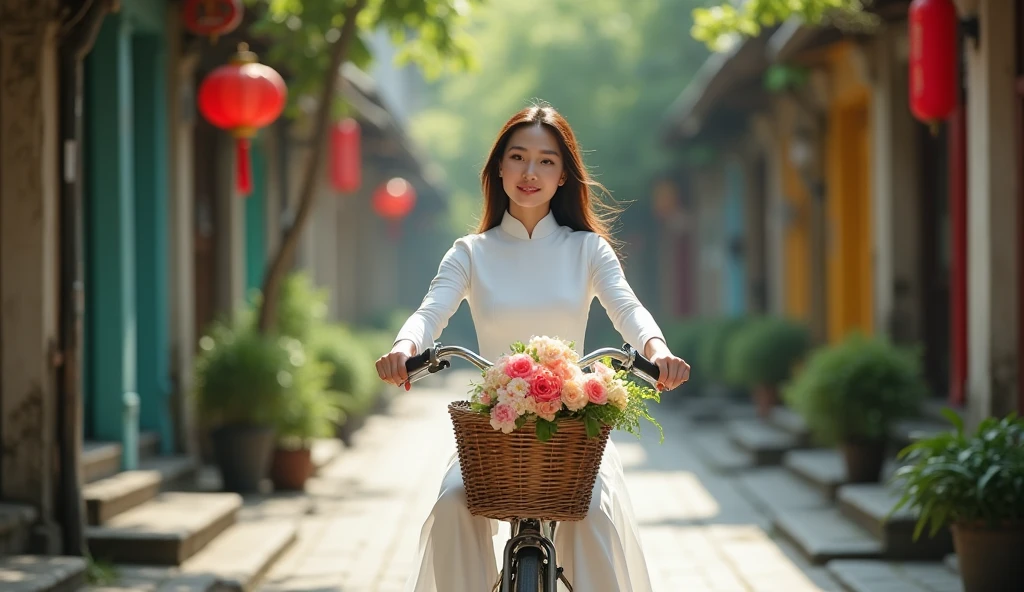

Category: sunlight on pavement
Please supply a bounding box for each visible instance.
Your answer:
[259,385,833,591]
[627,471,722,523]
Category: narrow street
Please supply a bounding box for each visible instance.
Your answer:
[259,370,838,592]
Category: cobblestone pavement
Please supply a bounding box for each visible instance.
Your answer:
[259,371,841,592]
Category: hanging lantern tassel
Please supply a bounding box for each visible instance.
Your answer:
[196,43,287,200]
[234,133,253,195]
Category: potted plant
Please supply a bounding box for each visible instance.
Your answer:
[311,325,382,446]
[724,316,811,417]
[890,411,1024,592]
[269,357,339,490]
[193,324,294,493]
[697,316,751,399]
[784,334,926,482]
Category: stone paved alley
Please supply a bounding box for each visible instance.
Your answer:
[257,371,843,592]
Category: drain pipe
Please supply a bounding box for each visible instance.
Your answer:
[57,0,116,557]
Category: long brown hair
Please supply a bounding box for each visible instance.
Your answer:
[477,103,621,249]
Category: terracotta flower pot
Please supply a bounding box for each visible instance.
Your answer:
[839,439,887,483]
[753,384,780,418]
[269,447,314,491]
[952,522,1024,592]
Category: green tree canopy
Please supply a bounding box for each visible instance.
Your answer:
[409,0,710,237]
[240,0,484,334]
[691,0,868,52]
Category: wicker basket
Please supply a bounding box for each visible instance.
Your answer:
[448,401,612,522]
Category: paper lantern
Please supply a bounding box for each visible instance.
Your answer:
[181,0,244,42]
[197,43,287,196]
[909,0,959,132]
[330,118,361,193]
[373,178,417,220]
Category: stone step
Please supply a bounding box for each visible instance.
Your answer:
[735,467,830,520]
[837,484,954,560]
[890,417,953,452]
[86,492,241,565]
[0,503,37,555]
[827,559,964,592]
[689,426,755,473]
[944,553,958,574]
[680,398,758,423]
[84,455,198,525]
[922,399,962,423]
[728,419,803,466]
[773,508,883,565]
[82,432,161,483]
[176,519,298,591]
[784,449,898,501]
[0,556,87,592]
[768,407,812,444]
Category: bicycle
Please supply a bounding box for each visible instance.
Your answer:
[404,342,662,592]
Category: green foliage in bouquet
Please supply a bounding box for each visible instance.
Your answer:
[890,411,1024,539]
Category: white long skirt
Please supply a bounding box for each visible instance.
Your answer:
[404,440,654,592]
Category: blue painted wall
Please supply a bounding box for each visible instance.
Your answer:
[245,140,268,297]
[84,0,174,454]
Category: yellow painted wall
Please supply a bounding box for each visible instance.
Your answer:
[780,134,812,321]
[825,44,874,342]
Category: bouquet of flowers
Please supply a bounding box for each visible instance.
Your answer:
[469,336,663,442]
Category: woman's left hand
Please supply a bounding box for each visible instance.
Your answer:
[645,338,691,392]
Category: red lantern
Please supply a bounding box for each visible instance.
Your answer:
[330,118,362,193]
[908,0,959,132]
[373,178,417,220]
[197,43,287,196]
[182,0,244,42]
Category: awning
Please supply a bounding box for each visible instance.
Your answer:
[661,33,773,144]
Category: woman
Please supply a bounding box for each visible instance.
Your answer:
[376,103,690,592]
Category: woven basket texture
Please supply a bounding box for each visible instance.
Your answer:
[448,401,612,522]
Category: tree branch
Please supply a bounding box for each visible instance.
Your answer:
[256,0,369,334]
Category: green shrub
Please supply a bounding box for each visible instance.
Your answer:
[247,272,329,342]
[272,350,339,449]
[724,317,811,389]
[697,316,751,387]
[312,325,379,398]
[663,318,712,394]
[891,411,1024,539]
[193,322,299,428]
[783,334,927,446]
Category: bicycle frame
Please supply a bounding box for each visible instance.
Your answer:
[405,343,660,592]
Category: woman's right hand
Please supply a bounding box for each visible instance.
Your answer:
[376,340,417,388]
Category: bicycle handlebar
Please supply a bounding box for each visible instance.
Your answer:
[404,343,661,388]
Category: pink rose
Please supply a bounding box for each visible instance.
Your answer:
[584,377,608,405]
[534,399,562,422]
[592,362,614,382]
[489,403,519,434]
[505,353,536,379]
[529,368,563,403]
[549,360,577,382]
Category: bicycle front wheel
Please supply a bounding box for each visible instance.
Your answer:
[513,547,545,592]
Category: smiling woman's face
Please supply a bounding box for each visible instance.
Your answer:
[500,124,566,212]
